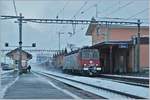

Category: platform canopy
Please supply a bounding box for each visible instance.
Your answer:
[6,48,32,61]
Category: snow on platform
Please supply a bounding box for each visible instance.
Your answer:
[1,70,14,75]
[101,74,150,80]
[32,65,149,98]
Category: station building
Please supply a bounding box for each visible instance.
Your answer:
[6,48,32,70]
[86,18,149,73]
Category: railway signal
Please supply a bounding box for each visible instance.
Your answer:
[5,43,9,47]
[32,43,36,47]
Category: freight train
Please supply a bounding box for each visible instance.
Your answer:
[52,48,102,76]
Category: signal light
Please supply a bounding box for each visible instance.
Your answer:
[32,43,36,47]
[5,43,9,47]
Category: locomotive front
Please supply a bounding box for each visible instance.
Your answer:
[80,49,101,75]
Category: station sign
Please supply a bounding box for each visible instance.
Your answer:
[119,44,128,48]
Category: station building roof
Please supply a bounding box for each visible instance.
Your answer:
[90,40,131,49]
[85,18,149,36]
[90,36,149,49]
[6,48,32,60]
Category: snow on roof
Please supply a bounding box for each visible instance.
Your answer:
[6,48,32,60]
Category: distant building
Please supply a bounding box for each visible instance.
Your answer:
[36,53,52,65]
[86,18,149,73]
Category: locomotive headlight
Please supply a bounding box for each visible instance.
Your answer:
[97,67,101,70]
[84,64,87,66]
[96,64,98,66]
[89,60,93,64]
[83,68,88,70]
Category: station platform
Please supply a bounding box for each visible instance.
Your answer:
[3,72,73,99]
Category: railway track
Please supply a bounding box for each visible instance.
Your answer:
[62,72,149,87]
[33,71,149,99]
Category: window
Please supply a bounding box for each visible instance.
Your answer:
[80,49,99,59]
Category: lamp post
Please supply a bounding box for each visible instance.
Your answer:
[18,13,23,73]
[58,32,64,53]
[136,20,141,72]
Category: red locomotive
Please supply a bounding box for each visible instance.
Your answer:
[63,48,101,76]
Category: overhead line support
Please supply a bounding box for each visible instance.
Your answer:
[23,18,140,25]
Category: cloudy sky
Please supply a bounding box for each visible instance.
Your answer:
[0,0,149,57]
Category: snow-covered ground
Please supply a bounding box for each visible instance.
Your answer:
[1,70,14,75]
[32,64,149,99]
[101,74,149,80]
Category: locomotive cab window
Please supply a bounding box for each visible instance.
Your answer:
[80,49,99,59]
[93,51,99,59]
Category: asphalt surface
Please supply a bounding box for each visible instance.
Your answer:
[3,72,73,99]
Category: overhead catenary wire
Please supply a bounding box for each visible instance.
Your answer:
[80,0,101,15]
[98,1,120,16]
[127,8,149,19]
[71,1,88,19]
[80,0,123,18]
[97,16,148,21]
[80,4,96,14]
[60,0,90,34]
[12,0,18,16]
[104,1,134,17]
[59,0,94,36]
[56,0,70,19]
[55,0,71,51]
[75,0,101,37]
[77,1,100,37]
[70,1,89,36]
[58,0,99,35]
[80,0,127,20]
[57,1,70,33]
